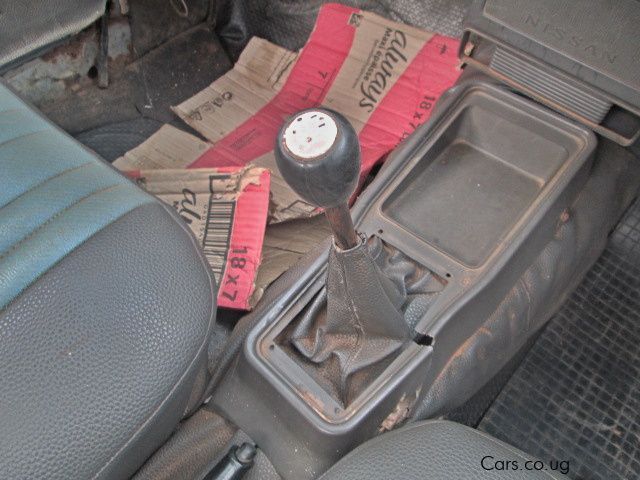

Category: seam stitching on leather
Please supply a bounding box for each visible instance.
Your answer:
[0,193,155,317]
[0,128,49,149]
[0,161,94,210]
[0,183,126,262]
[0,107,26,116]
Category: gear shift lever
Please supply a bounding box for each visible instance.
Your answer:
[275,108,412,405]
[275,109,360,250]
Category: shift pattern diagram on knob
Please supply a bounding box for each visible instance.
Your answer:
[275,108,360,210]
[275,108,361,249]
[282,111,339,160]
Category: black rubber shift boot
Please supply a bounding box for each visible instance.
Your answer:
[290,239,413,405]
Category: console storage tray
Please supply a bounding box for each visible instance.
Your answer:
[382,90,578,268]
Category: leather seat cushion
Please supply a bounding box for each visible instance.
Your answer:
[320,420,569,480]
[0,81,217,479]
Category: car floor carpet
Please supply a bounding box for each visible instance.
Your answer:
[43,24,231,135]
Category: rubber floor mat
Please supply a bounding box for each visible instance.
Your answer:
[479,197,640,480]
[76,118,163,162]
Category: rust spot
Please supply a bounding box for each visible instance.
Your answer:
[298,386,326,414]
[478,326,492,336]
[41,27,96,62]
[450,332,478,362]
[379,389,421,433]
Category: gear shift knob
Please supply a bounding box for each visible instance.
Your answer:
[275,108,361,249]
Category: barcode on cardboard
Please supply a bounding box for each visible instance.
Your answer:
[202,200,235,284]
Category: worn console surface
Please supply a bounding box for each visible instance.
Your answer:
[212,83,596,479]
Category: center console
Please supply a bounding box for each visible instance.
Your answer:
[212,82,596,479]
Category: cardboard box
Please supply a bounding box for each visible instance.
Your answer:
[173,3,461,223]
[115,3,462,308]
[127,166,270,310]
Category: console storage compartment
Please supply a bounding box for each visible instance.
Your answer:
[382,90,578,268]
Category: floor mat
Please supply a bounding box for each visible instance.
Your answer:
[76,118,163,162]
[216,0,471,59]
[479,197,640,480]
